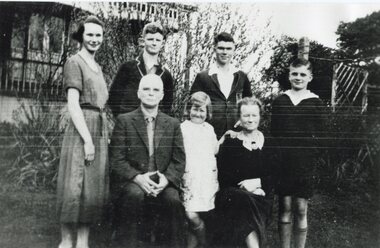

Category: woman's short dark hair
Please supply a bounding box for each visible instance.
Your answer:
[72,15,104,43]
[214,32,235,46]
[184,91,213,121]
[237,96,263,117]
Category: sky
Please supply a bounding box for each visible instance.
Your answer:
[63,0,380,49]
[256,2,380,48]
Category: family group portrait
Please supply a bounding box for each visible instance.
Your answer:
[0,1,379,248]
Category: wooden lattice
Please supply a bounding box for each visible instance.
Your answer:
[331,62,369,113]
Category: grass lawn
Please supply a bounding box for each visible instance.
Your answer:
[0,151,379,248]
[1,182,379,248]
[267,190,380,248]
[0,175,113,248]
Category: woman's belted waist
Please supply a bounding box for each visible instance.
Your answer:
[80,104,107,137]
[80,103,105,112]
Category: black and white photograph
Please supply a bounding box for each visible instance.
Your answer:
[0,1,379,247]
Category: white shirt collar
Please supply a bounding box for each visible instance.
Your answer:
[142,51,160,66]
[208,63,239,76]
[284,90,319,106]
[140,106,158,120]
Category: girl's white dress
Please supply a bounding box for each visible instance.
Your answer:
[181,120,219,212]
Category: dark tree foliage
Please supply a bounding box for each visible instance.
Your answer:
[262,35,297,91]
[336,10,380,59]
[336,10,380,86]
[308,41,337,101]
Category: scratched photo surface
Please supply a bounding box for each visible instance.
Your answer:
[0,1,379,248]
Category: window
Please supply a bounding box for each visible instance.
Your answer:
[5,11,68,98]
[46,16,64,53]
[27,14,64,54]
[28,14,44,51]
[11,13,27,52]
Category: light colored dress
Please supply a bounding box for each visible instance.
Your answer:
[57,53,109,224]
[181,120,219,212]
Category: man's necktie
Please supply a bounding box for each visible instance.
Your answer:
[146,117,154,156]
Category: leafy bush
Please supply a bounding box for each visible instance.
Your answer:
[315,107,376,193]
[0,122,17,161]
[7,100,66,190]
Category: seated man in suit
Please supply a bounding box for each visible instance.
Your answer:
[110,74,186,248]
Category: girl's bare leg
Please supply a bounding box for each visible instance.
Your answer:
[59,224,74,248]
[245,231,259,248]
[76,224,90,248]
[186,211,206,248]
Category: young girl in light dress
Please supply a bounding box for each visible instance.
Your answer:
[181,91,227,248]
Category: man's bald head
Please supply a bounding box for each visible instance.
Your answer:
[137,74,164,108]
[138,74,163,91]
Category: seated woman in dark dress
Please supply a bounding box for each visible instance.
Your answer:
[214,96,277,248]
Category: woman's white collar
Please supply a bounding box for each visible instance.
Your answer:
[236,130,264,151]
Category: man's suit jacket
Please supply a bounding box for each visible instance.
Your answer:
[110,107,185,191]
[108,54,174,117]
[190,69,252,139]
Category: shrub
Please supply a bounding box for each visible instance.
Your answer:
[316,107,376,193]
[7,100,66,190]
[0,122,17,161]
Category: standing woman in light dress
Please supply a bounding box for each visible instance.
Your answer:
[57,16,109,248]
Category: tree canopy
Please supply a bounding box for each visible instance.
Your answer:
[336,10,380,86]
[336,10,380,59]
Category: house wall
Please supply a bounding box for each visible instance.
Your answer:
[0,95,65,123]
[0,95,31,123]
